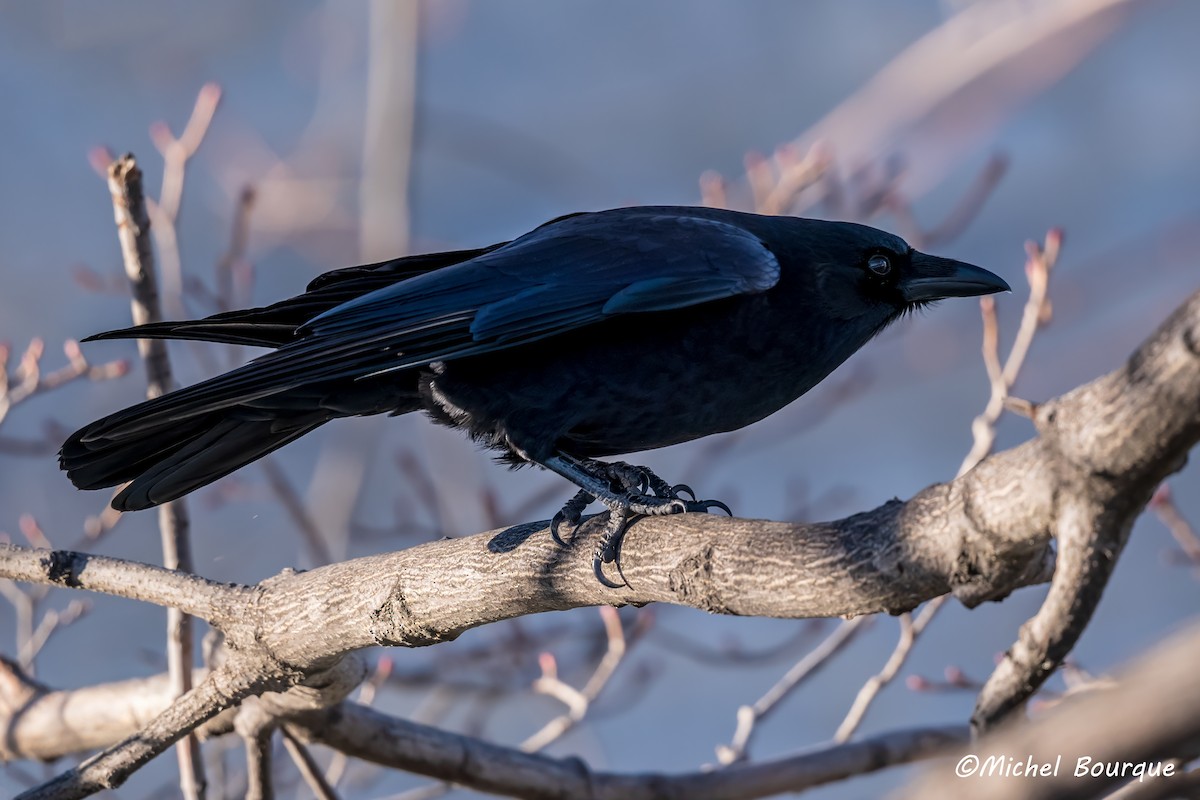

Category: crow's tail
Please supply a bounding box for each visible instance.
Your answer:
[60,405,329,511]
[61,368,419,511]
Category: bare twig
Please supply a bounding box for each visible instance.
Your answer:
[235,703,275,800]
[215,186,256,313]
[1149,483,1200,575]
[960,229,1061,475]
[757,143,831,216]
[716,616,870,764]
[280,727,340,800]
[885,153,1009,249]
[522,605,629,751]
[18,599,90,669]
[0,544,234,620]
[0,339,128,432]
[833,602,941,742]
[399,606,636,800]
[73,495,126,549]
[107,154,206,800]
[699,170,728,208]
[147,82,222,317]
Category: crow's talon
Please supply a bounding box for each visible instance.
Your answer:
[670,483,696,500]
[549,512,570,547]
[693,498,733,516]
[551,488,594,546]
[643,473,673,497]
[593,554,627,588]
[593,505,631,588]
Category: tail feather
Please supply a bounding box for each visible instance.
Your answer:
[61,414,211,490]
[62,409,327,511]
[111,416,326,511]
[83,320,296,348]
[61,364,422,511]
[82,243,508,349]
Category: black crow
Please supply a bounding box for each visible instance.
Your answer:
[61,206,1008,585]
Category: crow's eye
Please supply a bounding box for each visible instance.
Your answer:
[867,254,892,276]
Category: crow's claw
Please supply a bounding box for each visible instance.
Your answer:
[551,488,594,546]
[593,505,631,588]
[692,498,733,516]
[593,554,627,588]
[669,483,696,500]
[549,513,569,547]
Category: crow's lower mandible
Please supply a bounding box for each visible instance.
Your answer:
[61,206,1009,586]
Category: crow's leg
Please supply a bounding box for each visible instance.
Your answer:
[542,454,732,587]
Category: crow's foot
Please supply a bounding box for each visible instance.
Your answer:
[543,455,732,588]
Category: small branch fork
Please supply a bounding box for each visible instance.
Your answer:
[523,605,631,751]
[716,616,870,765]
[0,338,128,454]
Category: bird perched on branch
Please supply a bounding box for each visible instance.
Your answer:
[61,206,1007,585]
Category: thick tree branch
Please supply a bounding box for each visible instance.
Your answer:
[15,662,270,800]
[0,546,239,621]
[972,290,1200,732]
[0,658,210,761]
[4,296,1199,670]
[296,705,965,800]
[0,659,965,799]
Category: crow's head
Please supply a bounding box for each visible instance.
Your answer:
[797,220,1009,321]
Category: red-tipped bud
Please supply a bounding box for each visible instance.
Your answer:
[87,146,115,177]
[538,651,557,679]
[149,120,175,151]
[906,675,931,692]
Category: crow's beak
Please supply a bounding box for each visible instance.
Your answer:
[900,253,1010,303]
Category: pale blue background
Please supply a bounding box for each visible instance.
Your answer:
[0,1,1197,796]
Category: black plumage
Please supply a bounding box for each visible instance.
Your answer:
[61,206,1007,583]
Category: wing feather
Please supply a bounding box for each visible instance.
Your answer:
[84,208,781,436]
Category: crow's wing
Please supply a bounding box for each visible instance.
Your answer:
[306,210,779,340]
[83,245,506,348]
[82,209,780,438]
